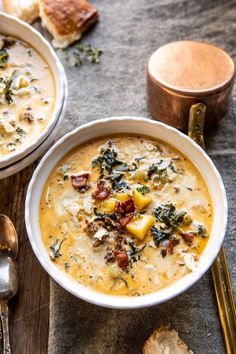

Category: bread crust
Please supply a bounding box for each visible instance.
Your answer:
[143,327,194,354]
[39,0,99,47]
[3,0,39,24]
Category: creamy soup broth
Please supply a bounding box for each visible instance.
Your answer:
[0,34,55,156]
[40,135,213,296]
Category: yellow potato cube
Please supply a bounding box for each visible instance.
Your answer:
[133,170,146,182]
[126,215,155,240]
[97,199,116,214]
[114,193,131,202]
[133,189,153,211]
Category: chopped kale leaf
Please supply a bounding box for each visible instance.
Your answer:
[147,159,176,180]
[190,223,207,238]
[93,207,117,221]
[0,76,13,104]
[50,238,65,260]
[197,224,207,237]
[16,127,26,136]
[107,173,130,192]
[152,203,186,229]
[92,148,123,175]
[127,243,146,262]
[151,227,172,247]
[0,47,9,68]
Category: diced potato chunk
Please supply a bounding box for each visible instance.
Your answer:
[97,199,116,213]
[133,189,153,211]
[114,193,131,202]
[126,215,155,240]
[133,170,146,182]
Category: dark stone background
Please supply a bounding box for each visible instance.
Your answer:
[46,1,236,353]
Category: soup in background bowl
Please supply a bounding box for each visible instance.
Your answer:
[0,34,55,156]
[25,117,227,308]
[0,12,66,169]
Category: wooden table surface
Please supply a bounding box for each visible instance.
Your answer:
[0,163,49,354]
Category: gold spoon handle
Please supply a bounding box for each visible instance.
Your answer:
[188,103,236,354]
[212,248,236,353]
[0,301,11,354]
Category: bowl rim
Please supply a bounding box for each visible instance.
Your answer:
[0,12,66,168]
[25,116,228,309]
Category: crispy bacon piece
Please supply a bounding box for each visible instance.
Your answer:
[119,214,134,227]
[114,251,129,268]
[71,173,90,192]
[182,233,194,244]
[115,199,135,214]
[92,180,111,201]
[115,199,135,227]
[167,238,180,254]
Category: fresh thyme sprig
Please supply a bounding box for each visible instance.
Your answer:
[61,44,103,66]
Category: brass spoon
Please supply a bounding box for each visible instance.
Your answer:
[0,215,19,354]
[188,104,236,353]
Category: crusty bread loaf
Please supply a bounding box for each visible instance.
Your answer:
[3,0,39,24]
[39,0,99,48]
[143,327,194,354]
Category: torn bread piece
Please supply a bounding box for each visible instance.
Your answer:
[143,328,194,354]
[3,0,39,24]
[39,0,99,48]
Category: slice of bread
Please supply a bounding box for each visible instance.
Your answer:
[3,0,39,24]
[39,0,99,48]
[143,327,194,354]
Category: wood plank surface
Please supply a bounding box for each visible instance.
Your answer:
[0,161,49,354]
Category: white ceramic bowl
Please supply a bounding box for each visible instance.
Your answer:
[0,12,66,169]
[25,117,227,309]
[0,72,68,179]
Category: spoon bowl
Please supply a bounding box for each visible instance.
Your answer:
[0,215,18,258]
[0,257,18,301]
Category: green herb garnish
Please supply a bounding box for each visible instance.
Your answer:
[136,185,150,195]
[0,76,13,104]
[61,43,103,66]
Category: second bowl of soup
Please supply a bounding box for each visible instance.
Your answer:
[0,13,66,169]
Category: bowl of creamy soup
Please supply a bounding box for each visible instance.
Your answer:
[0,13,66,169]
[25,117,227,308]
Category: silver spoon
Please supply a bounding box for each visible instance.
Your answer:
[0,215,19,354]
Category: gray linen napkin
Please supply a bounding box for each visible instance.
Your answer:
[48,0,236,353]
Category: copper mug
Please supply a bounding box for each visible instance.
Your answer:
[147,41,235,131]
